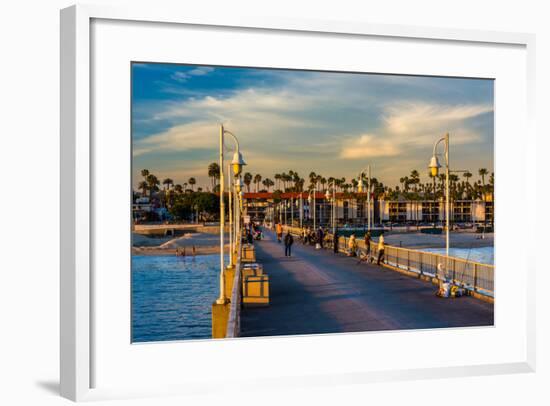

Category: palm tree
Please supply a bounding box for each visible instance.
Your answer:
[399,177,405,191]
[146,174,159,197]
[174,184,183,194]
[243,172,253,192]
[265,178,274,192]
[253,174,262,192]
[274,173,281,191]
[293,171,301,191]
[463,171,472,198]
[162,178,173,190]
[188,177,196,191]
[320,177,327,192]
[138,181,148,198]
[207,162,220,190]
[285,173,292,192]
[410,170,420,193]
[140,169,150,196]
[478,168,488,196]
[308,171,317,189]
[478,168,488,227]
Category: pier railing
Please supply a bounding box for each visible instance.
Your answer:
[283,225,494,298]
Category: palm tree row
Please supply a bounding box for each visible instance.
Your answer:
[161,163,494,202]
[137,169,204,201]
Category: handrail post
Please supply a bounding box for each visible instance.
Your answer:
[473,263,478,292]
[452,258,456,283]
[395,247,398,268]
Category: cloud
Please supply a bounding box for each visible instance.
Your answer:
[133,121,218,156]
[340,134,400,159]
[170,67,215,83]
[383,102,492,138]
[339,102,493,159]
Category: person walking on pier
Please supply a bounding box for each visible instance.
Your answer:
[276,223,283,243]
[377,233,385,266]
[317,226,324,249]
[284,231,294,257]
[333,228,339,254]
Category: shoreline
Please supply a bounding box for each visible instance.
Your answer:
[132,244,227,257]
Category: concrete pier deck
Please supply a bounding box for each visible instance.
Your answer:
[240,231,494,338]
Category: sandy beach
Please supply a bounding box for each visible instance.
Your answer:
[132,230,228,256]
[382,230,494,249]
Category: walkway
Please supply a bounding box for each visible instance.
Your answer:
[240,230,494,337]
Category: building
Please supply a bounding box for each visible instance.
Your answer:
[242,192,493,226]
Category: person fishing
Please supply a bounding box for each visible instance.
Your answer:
[358,231,372,264]
[347,234,358,257]
[377,233,385,266]
[284,231,294,257]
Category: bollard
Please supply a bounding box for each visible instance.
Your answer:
[211,300,230,339]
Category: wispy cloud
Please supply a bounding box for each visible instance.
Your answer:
[170,67,215,83]
[340,134,400,159]
[339,102,493,160]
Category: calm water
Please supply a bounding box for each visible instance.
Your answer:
[421,247,494,265]
[132,254,223,342]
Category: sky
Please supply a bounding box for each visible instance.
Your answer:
[132,62,494,190]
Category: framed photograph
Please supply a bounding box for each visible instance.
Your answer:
[60,4,536,401]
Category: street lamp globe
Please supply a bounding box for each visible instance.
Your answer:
[231,150,246,176]
[429,155,441,177]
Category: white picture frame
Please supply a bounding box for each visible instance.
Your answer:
[60,4,536,402]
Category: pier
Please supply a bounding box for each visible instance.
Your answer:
[215,228,493,339]
[239,230,493,337]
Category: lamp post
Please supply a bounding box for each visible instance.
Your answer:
[325,180,336,236]
[429,133,450,259]
[299,192,303,228]
[357,165,372,231]
[227,163,233,268]
[236,178,244,246]
[308,186,317,230]
[313,186,317,230]
[217,125,246,305]
[291,196,294,227]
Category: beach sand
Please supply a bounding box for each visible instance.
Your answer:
[132,231,228,256]
[382,231,494,249]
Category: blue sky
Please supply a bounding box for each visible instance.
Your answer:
[132,62,494,190]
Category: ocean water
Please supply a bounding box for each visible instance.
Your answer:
[131,254,224,342]
[421,246,494,265]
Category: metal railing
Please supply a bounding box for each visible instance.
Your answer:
[283,225,494,297]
